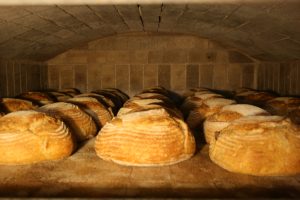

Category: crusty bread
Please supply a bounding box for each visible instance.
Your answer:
[235,88,255,95]
[264,97,300,116]
[67,97,113,129]
[38,102,97,142]
[134,92,173,105]
[119,98,183,119]
[17,91,55,105]
[182,87,211,98]
[0,110,75,165]
[92,90,124,110]
[204,104,269,144]
[77,93,117,115]
[59,88,81,97]
[209,115,300,176]
[187,98,236,129]
[48,91,72,102]
[235,91,276,107]
[180,92,222,118]
[0,98,37,113]
[100,88,129,103]
[95,108,196,166]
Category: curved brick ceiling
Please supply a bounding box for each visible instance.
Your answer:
[0,1,299,61]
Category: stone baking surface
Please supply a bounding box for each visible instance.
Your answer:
[0,137,299,198]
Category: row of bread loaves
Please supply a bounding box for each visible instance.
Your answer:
[0,88,128,165]
[183,87,300,176]
[95,86,196,166]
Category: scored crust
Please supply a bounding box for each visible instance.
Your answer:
[186,98,236,129]
[67,97,113,129]
[204,104,269,144]
[0,98,37,112]
[209,115,300,176]
[265,97,300,116]
[95,108,196,166]
[0,110,75,165]
[38,102,97,142]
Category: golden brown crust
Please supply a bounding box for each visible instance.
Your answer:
[204,104,269,144]
[120,98,183,119]
[38,102,97,142]
[235,91,276,106]
[265,97,300,116]
[209,116,300,176]
[17,92,55,105]
[95,108,196,166]
[76,93,117,115]
[59,88,81,97]
[186,98,236,129]
[0,98,37,113]
[180,93,222,118]
[0,110,75,165]
[67,97,113,129]
[48,91,72,102]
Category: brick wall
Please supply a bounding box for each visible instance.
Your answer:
[0,59,47,97]
[257,61,300,96]
[47,32,258,96]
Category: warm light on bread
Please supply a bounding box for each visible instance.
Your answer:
[95,108,196,166]
[209,115,300,176]
[0,98,37,113]
[204,104,269,144]
[38,102,97,142]
[0,110,75,165]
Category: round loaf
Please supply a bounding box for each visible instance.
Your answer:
[95,108,196,166]
[48,91,72,102]
[119,98,182,119]
[264,97,300,116]
[100,88,129,103]
[76,93,114,111]
[17,91,55,105]
[182,87,211,98]
[235,91,276,107]
[59,88,81,97]
[187,98,236,129]
[204,104,269,144]
[38,102,97,142]
[0,110,75,165]
[67,97,113,129]
[209,115,300,176]
[0,98,37,113]
[180,93,222,118]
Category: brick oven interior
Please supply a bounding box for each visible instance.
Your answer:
[0,0,300,198]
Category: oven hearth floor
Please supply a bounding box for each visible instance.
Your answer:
[0,138,299,198]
